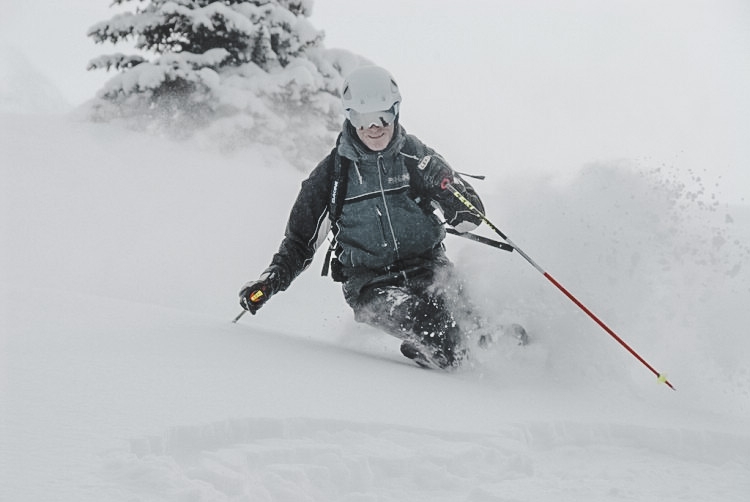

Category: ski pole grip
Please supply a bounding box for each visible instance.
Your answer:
[250,290,264,303]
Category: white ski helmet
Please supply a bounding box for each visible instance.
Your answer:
[341,65,401,128]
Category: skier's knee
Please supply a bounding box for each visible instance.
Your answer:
[351,285,416,336]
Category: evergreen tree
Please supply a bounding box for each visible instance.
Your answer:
[87,0,366,165]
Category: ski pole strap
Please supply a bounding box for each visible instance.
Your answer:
[456,171,485,180]
[445,228,513,252]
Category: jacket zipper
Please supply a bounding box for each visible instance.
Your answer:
[374,206,388,247]
[376,154,401,259]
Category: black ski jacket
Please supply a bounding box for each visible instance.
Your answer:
[265,122,484,293]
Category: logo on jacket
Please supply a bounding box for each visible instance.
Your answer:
[387,173,410,185]
[417,155,432,171]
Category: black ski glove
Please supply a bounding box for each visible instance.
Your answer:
[420,155,454,194]
[239,268,280,315]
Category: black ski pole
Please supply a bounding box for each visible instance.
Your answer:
[232,310,246,323]
[445,183,675,390]
[445,227,514,252]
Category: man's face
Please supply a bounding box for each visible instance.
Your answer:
[355,123,395,151]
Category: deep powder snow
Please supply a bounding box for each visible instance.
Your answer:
[2,113,749,501]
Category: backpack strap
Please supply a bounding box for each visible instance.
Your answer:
[328,150,348,225]
[321,136,349,277]
[399,134,425,173]
[399,135,437,211]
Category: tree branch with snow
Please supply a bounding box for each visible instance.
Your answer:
[86,0,368,167]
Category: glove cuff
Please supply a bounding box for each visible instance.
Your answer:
[260,266,282,295]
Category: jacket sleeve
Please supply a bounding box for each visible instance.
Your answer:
[265,154,333,292]
[410,138,485,233]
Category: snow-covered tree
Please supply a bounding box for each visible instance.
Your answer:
[87,0,367,166]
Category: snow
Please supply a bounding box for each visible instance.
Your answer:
[3,110,749,501]
[3,3,750,500]
[99,49,231,98]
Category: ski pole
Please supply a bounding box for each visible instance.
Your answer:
[232,310,247,323]
[445,227,514,252]
[445,183,675,390]
[233,290,265,323]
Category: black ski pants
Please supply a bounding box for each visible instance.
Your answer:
[342,254,466,361]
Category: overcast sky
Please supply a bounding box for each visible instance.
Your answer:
[2,0,749,201]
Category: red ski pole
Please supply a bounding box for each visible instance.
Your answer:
[446,184,675,390]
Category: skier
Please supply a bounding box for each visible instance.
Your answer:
[238,65,487,369]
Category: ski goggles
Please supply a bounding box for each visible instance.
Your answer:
[347,105,398,129]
